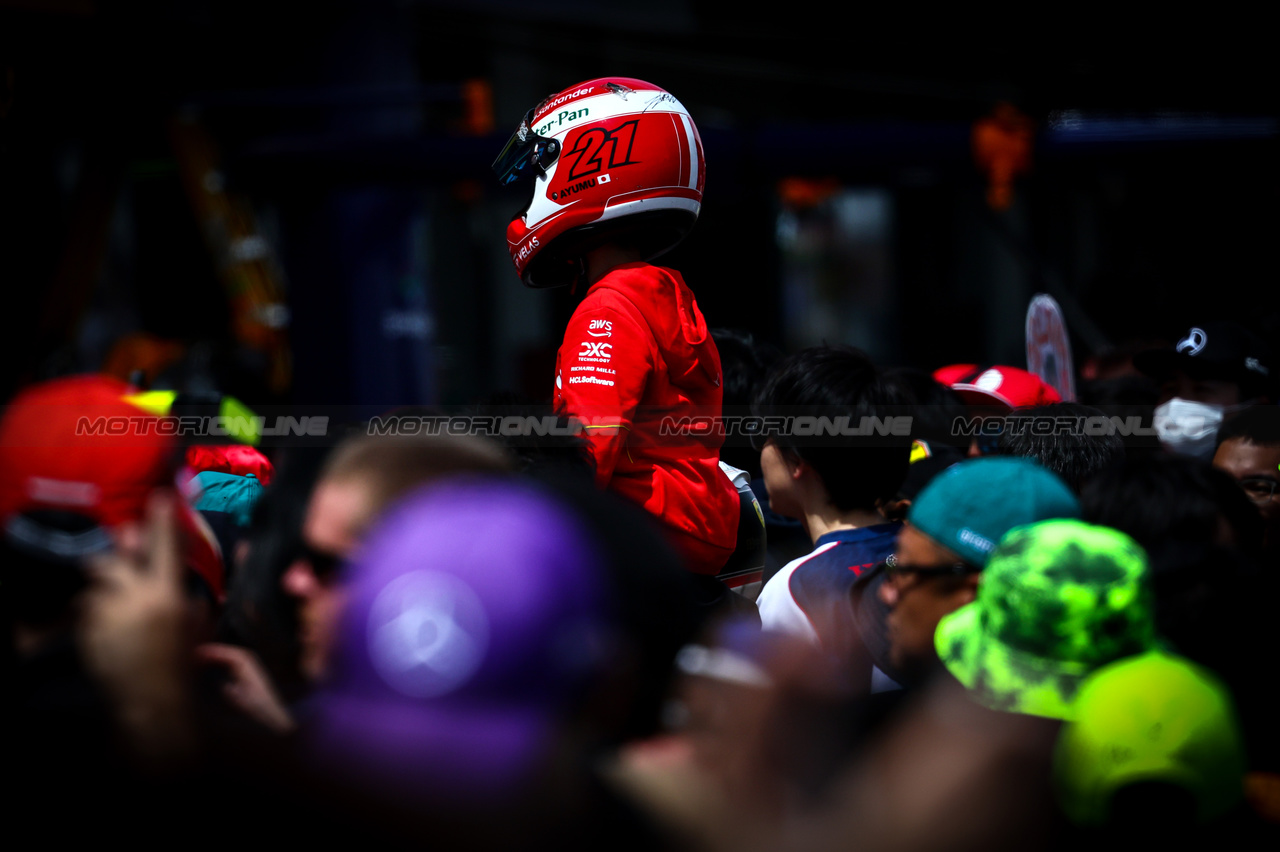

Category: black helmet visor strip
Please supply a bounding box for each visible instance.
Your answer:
[492,106,561,186]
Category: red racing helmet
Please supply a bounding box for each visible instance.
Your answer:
[492,77,705,288]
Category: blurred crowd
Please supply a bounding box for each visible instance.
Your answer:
[5,75,1280,851]
[4,316,1280,850]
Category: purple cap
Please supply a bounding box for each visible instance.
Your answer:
[307,477,613,804]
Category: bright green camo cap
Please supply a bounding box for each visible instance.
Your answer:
[1054,651,1245,826]
[935,519,1156,720]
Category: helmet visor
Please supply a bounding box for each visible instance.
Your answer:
[492,108,557,186]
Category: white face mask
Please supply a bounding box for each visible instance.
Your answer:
[1154,397,1225,459]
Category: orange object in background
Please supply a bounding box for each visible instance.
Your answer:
[101,332,186,387]
[461,78,494,137]
[973,102,1034,211]
[777,177,840,211]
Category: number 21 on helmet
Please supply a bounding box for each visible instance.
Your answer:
[491,77,705,289]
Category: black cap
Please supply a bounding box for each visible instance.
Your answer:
[1134,322,1274,394]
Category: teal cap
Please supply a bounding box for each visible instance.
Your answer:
[187,470,264,526]
[908,457,1081,565]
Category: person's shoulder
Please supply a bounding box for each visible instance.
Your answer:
[563,286,652,347]
[834,523,900,567]
[572,278,651,324]
[758,541,840,609]
[789,542,861,602]
[777,538,842,580]
[790,526,898,608]
[757,544,836,641]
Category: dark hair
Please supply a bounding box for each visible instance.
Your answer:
[712,329,783,477]
[881,366,970,450]
[1077,376,1163,461]
[752,346,911,512]
[1080,453,1263,559]
[1078,374,1160,408]
[1216,404,1280,448]
[995,402,1126,492]
[712,329,783,411]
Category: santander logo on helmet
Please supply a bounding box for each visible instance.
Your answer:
[494,77,705,289]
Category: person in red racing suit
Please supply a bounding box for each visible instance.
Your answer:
[492,77,741,574]
[554,260,739,575]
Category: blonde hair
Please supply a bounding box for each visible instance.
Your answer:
[320,434,513,533]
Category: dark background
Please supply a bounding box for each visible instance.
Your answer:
[2,1,1276,410]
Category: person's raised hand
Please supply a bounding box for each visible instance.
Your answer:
[79,490,196,766]
[195,642,295,734]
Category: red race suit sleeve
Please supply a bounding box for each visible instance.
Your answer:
[553,297,654,488]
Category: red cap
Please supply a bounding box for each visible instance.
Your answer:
[185,444,275,486]
[933,364,1062,409]
[0,375,224,600]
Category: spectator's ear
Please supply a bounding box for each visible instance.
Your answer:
[781,448,807,479]
[877,496,910,522]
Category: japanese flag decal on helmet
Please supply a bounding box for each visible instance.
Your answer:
[492,78,704,289]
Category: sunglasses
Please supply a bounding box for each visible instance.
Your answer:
[881,553,981,581]
[296,541,346,583]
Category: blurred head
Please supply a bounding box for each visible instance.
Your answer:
[994,402,1126,492]
[664,614,856,808]
[712,328,782,477]
[1081,453,1264,561]
[1054,652,1245,829]
[878,523,979,682]
[878,457,1081,682]
[752,346,911,520]
[713,329,784,412]
[0,375,222,638]
[1212,405,1280,540]
[282,434,511,683]
[1134,323,1275,459]
[883,366,970,453]
[1134,321,1274,407]
[308,478,614,806]
[1143,541,1278,777]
